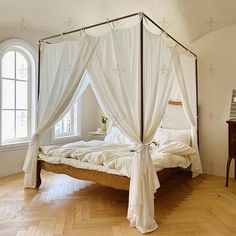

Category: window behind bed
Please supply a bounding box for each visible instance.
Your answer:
[54,102,79,138]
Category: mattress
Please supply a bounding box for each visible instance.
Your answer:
[38,140,196,178]
[38,152,129,177]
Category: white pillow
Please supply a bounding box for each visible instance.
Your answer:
[154,128,191,145]
[104,127,133,145]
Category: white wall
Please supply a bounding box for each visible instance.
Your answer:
[0,148,28,177]
[191,24,236,178]
[0,27,101,177]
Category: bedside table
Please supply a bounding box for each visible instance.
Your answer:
[88,131,106,140]
[226,119,236,187]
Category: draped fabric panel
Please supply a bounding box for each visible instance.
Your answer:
[170,47,203,176]
[87,24,157,233]
[88,25,141,143]
[87,24,175,233]
[23,36,97,187]
[143,27,176,143]
[179,55,197,123]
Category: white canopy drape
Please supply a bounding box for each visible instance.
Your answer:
[23,22,202,234]
[23,36,97,187]
[87,25,176,233]
[170,47,203,176]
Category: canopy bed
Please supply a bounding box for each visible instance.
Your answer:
[23,12,203,233]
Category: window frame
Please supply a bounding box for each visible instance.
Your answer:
[54,106,75,138]
[0,39,36,151]
[50,100,82,144]
[1,48,31,144]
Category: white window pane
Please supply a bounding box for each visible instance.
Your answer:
[2,110,15,141]
[1,51,15,79]
[16,52,28,80]
[55,120,63,135]
[2,79,15,109]
[63,112,72,133]
[16,111,28,138]
[16,81,27,109]
[55,110,73,136]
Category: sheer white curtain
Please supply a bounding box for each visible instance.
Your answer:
[88,24,175,233]
[143,27,176,142]
[179,55,197,123]
[170,46,203,176]
[23,35,97,188]
[88,25,141,141]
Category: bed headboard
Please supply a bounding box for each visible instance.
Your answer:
[162,104,190,129]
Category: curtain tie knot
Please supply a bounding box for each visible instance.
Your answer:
[135,143,149,153]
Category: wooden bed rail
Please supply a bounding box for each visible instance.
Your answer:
[36,160,183,191]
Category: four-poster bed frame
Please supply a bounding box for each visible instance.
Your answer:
[36,12,198,190]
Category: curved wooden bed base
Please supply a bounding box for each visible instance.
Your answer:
[36,160,182,190]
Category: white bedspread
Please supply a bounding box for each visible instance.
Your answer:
[39,140,196,177]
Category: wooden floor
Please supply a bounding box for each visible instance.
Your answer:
[0,171,236,236]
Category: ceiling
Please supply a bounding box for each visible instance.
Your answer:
[0,0,235,43]
[175,0,236,41]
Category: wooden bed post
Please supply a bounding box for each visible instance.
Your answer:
[37,41,41,100]
[195,57,200,146]
[140,12,144,142]
[35,41,42,189]
[36,160,42,189]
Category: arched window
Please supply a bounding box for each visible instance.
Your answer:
[0,40,36,145]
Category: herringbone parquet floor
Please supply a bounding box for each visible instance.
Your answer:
[0,171,236,236]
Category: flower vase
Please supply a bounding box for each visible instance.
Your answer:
[102,123,107,132]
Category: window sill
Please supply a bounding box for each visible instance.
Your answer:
[49,135,81,145]
[0,141,29,152]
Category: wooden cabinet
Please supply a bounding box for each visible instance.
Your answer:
[226,119,236,187]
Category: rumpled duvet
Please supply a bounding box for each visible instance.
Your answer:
[39,140,196,177]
